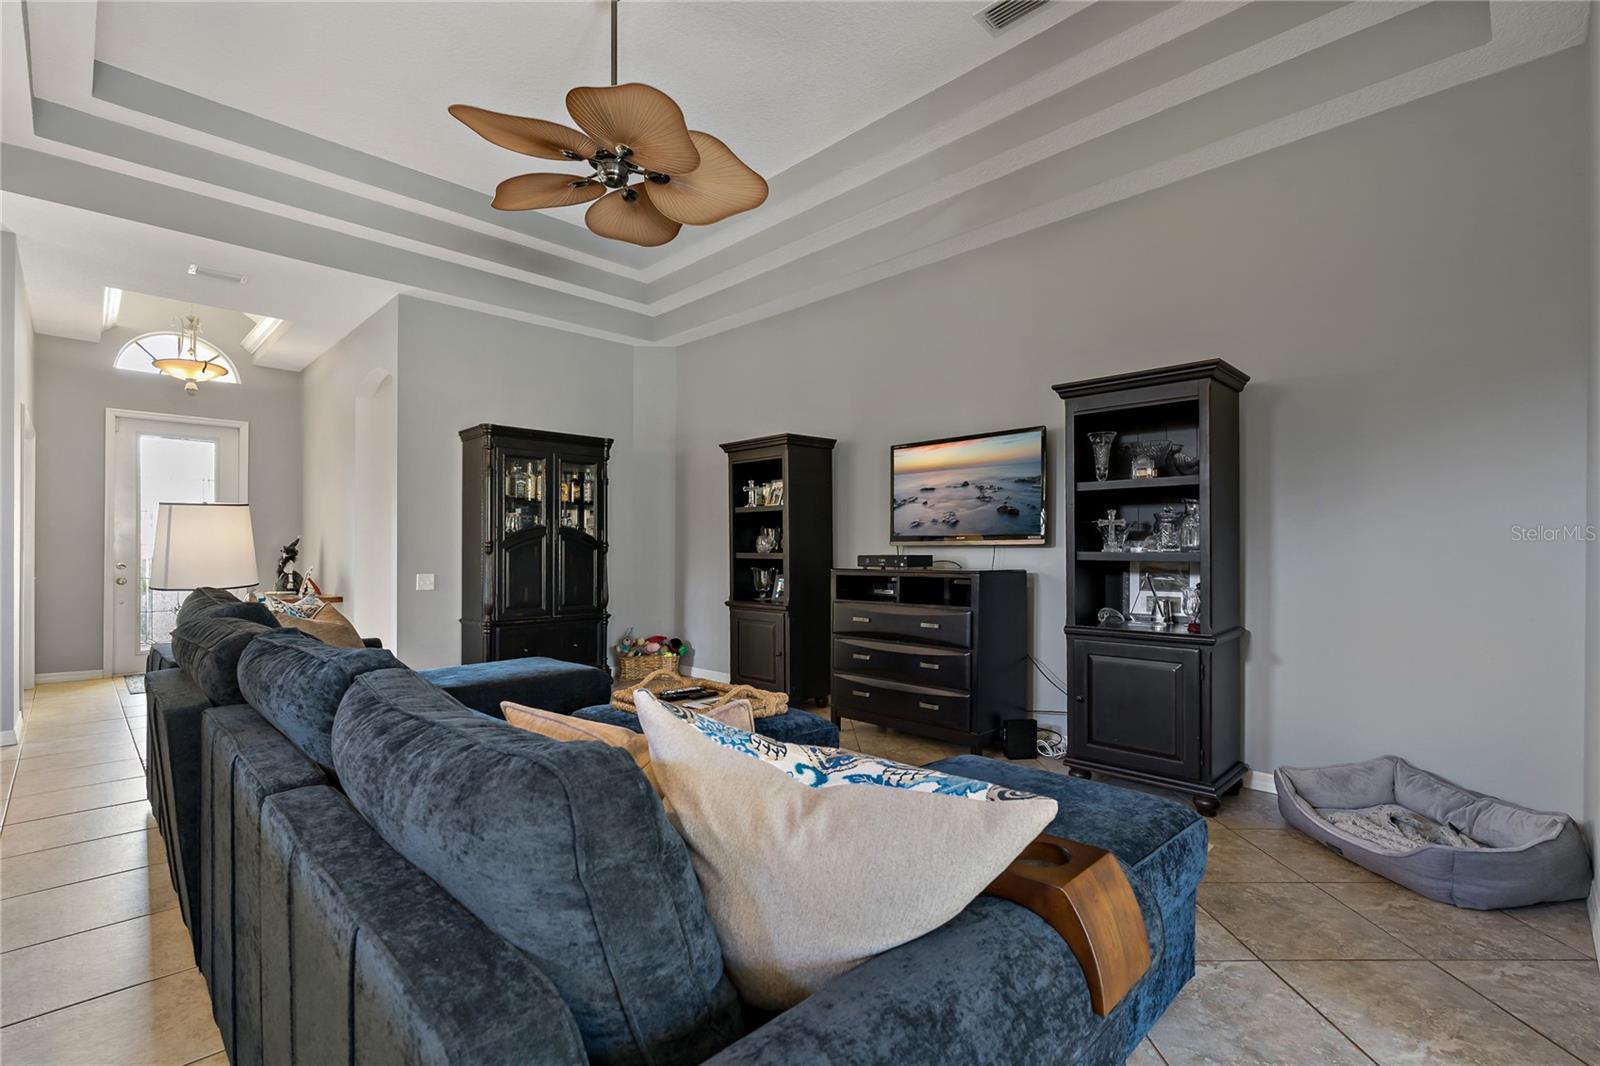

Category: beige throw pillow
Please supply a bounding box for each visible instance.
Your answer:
[635,691,1057,1009]
[276,603,365,648]
[502,702,661,795]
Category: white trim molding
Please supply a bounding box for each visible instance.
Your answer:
[34,669,109,684]
[1246,770,1278,795]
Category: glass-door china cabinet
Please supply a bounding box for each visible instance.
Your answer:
[460,425,611,669]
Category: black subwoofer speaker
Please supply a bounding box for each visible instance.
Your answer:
[1001,718,1037,760]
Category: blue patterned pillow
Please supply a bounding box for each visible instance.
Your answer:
[659,701,1039,802]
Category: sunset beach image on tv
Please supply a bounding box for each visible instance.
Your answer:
[891,427,1046,543]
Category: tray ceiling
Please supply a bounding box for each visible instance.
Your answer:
[1,1,1588,365]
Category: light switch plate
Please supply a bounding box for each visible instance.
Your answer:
[415,573,435,591]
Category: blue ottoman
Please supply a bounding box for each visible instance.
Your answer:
[420,658,611,718]
[574,703,841,747]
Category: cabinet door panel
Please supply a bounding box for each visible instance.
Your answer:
[732,610,786,690]
[556,529,601,613]
[1071,640,1201,779]
[496,451,550,618]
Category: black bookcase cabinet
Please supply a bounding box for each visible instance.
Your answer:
[460,424,612,670]
[721,434,835,702]
[1053,360,1249,816]
[829,568,1028,754]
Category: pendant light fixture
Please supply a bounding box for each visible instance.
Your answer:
[449,0,767,247]
[147,313,230,394]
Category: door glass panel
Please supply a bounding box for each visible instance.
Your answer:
[501,456,547,613]
[503,456,546,535]
[558,461,598,537]
[138,435,217,650]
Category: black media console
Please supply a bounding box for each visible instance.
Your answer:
[829,568,1027,754]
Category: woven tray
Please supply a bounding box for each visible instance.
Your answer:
[611,668,788,719]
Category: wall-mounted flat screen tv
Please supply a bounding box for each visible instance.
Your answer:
[890,426,1047,545]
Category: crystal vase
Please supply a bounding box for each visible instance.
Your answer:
[1087,431,1118,481]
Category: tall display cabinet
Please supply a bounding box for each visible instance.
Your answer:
[1053,360,1249,816]
[460,424,611,669]
[721,434,835,702]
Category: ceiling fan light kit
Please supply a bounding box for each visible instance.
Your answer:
[449,4,767,247]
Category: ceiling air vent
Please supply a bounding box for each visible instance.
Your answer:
[977,0,1048,34]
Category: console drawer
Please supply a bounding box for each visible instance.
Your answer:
[832,638,972,691]
[830,603,973,648]
[831,673,970,732]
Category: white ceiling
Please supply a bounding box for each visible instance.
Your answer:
[1,1,1590,364]
[2,193,401,367]
[91,1,1077,224]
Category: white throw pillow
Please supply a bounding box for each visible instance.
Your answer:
[635,691,1057,1009]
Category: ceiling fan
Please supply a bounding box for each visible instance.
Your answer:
[449,0,767,247]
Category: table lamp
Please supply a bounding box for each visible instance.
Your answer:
[148,502,260,594]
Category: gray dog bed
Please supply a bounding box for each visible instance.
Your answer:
[1274,756,1590,910]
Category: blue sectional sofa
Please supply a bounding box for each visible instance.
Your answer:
[146,605,1205,1065]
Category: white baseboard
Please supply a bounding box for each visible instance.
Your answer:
[688,666,732,684]
[1246,770,1277,794]
[0,728,17,747]
[34,670,108,685]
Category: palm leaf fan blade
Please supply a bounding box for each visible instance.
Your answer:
[585,187,682,247]
[492,173,607,210]
[565,84,700,175]
[448,105,598,161]
[647,131,768,225]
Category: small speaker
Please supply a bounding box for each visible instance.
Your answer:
[1001,718,1037,760]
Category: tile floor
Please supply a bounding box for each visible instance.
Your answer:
[1,678,224,1065]
[2,683,1595,1065]
[841,719,1600,1066]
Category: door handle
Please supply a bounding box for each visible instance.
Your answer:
[918,661,939,670]
[115,562,128,570]
[851,690,871,699]
[851,616,870,624]
[1075,695,1085,703]
[851,653,871,661]
[918,621,940,630]
[115,576,128,585]
[917,701,939,711]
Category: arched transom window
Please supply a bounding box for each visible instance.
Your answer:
[114,332,241,383]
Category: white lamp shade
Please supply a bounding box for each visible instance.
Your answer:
[149,502,260,591]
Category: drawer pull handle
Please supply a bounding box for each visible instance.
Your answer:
[918,661,939,670]
[851,690,872,699]
[918,622,940,630]
[851,616,871,624]
[918,701,939,711]
[851,653,871,661]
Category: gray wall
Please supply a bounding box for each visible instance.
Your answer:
[1,231,35,738]
[1585,2,1600,951]
[392,297,678,669]
[673,52,1591,815]
[32,330,302,674]
[298,298,399,646]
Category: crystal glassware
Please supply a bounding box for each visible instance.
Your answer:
[756,527,780,554]
[1087,431,1118,482]
[1180,499,1201,550]
[1154,506,1182,551]
[752,568,774,599]
[1125,440,1176,480]
[1094,508,1128,552]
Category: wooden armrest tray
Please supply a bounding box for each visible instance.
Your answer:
[983,833,1151,1016]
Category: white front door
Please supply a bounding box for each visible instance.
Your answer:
[108,412,246,675]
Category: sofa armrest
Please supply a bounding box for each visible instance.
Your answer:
[145,668,211,960]
[260,786,588,1065]
[707,888,1165,1066]
[418,657,611,718]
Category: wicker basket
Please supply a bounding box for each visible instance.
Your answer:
[611,668,789,719]
[615,652,681,684]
